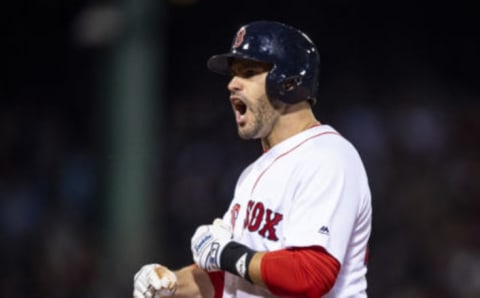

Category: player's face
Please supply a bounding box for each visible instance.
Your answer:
[228,59,281,140]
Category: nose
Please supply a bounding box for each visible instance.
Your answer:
[227,76,242,93]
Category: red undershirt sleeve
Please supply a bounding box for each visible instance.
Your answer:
[261,246,340,298]
[207,270,225,298]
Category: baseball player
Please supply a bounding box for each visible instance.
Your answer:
[133,20,372,298]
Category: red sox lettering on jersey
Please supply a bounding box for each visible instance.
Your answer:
[244,200,283,241]
[230,201,284,242]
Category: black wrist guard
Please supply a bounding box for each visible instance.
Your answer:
[220,241,256,282]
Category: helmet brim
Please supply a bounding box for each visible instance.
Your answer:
[207,52,269,76]
[207,53,234,76]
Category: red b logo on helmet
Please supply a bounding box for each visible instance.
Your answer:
[233,27,246,49]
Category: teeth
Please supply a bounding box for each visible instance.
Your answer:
[236,110,245,124]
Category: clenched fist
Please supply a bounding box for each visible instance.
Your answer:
[133,264,177,298]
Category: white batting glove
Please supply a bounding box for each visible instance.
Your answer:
[191,218,233,271]
[133,264,177,298]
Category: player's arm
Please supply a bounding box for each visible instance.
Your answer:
[133,263,215,298]
[191,219,340,297]
[173,265,215,297]
[247,247,340,297]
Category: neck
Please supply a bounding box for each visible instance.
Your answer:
[261,102,320,151]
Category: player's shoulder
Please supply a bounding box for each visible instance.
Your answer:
[300,125,357,153]
[293,125,364,166]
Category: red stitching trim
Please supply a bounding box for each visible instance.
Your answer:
[251,131,340,195]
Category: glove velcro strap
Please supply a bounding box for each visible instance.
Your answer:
[220,241,256,283]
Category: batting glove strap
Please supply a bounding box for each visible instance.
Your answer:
[191,219,233,271]
[220,241,256,283]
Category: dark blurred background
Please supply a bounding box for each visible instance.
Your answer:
[2,0,480,297]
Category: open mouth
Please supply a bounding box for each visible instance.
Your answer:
[233,99,247,116]
[230,96,248,124]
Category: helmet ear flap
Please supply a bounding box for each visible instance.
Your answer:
[266,74,304,103]
[281,76,303,92]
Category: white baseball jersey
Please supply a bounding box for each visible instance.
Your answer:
[221,124,372,298]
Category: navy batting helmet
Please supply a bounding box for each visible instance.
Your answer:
[207,20,320,104]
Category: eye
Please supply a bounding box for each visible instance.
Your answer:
[242,69,258,78]
[230,60,272,78]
